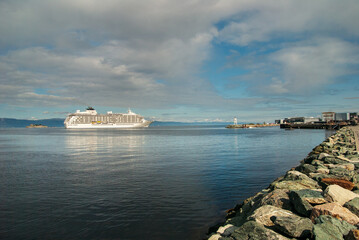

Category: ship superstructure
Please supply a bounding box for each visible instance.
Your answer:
[64,107,152,129]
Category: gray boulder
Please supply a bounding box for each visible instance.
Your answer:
[270,170,320,191]
[324,185,359,206]
[295,163,317,175]
[289,189,326,217]
[230,221,291,240]
[322,156,347,165]
[329,168,355,182]
[271,215,313,238]
[314,215,356,237]
[344,197,359,217]
[248,205,296,227]
[345,229,359,240]
[314,221,344,240]
[259,189,293,211]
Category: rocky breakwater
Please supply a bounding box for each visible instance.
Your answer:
[208,127,359,240]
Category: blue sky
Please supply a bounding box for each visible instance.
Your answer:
[0,0,358,122]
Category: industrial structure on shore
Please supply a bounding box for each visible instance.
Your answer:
[277,112,358,129]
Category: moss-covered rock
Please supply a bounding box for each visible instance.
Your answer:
[230,221,290,240]
[314,215,356,237]
[344,197,359,217]
[272,215,313,238]
[289,189,325,216]
[270,170,320,190]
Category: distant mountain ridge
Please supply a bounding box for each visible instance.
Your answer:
[0,118,65,128]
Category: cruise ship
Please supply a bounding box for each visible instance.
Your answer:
[64,107,152,129]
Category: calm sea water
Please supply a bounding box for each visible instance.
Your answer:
[0,126,334,239]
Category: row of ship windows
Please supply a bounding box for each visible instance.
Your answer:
[74,115,142,123]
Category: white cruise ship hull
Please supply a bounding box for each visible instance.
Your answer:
[65,122,152,129]
[64,108,153,129]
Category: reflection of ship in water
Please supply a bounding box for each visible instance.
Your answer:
[64,107,152,129]
[64,131,146,158]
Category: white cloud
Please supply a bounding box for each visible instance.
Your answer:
[0,0,232,109]
[226,37,359,96]
[268,38,359,93]
[0,0,238,49]
[219,0,359,46]
[0,0,358,119]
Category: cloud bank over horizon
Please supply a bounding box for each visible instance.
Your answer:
[1,0,358,121]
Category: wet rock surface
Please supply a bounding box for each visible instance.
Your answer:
[207,127,359,240]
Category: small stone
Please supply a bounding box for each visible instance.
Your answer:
[248,205,296,227]
[345,229,359,240]
[309,172,322,178]
[342,163,355,171]
[313,161,328,169]
[304,154,318,163]
[321,178,355,190]
[312,173,333,182]
[337,155,351,162]
[311,202,359,225]
[317,167,330,174]
[319,152,331,160]
[272,215,313,238]
[323,156,347,164]
[230,221,291,240]
[217,224,236,237]
[324,185,359,205]
[325,163,337,169]
[283,170,314,181]
[296,164,317,175]
[344,197,359,217]
[208,233,221,240]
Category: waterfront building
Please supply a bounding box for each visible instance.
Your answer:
[335,113,350,121]
[283,117,320,124]
[322,112,335,122]
[322,112,358,122]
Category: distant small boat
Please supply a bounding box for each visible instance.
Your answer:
[26,124,48,128]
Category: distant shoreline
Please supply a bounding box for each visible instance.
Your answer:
[226,123,279,128]
[26,124,48,128]
[0,118,234,128]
